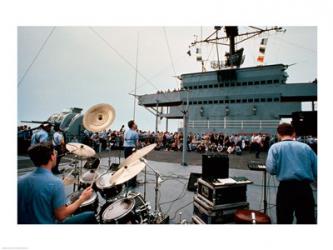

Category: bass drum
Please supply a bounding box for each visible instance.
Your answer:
[99,192,150,224]
[67,190,99,215]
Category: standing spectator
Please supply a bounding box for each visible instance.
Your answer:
[123,120,139,187]
[31,122,52,145]
[52,124,65,175]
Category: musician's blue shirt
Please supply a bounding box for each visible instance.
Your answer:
[123,129,138,148]
[266,140,317,182]
[18,167,66,224]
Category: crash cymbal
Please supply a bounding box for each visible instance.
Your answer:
[83,103,116,132]
[66,142,96,158]
[119,143,157,169]
[109,160,145,186]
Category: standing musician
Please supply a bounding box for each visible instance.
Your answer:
[30,122,52,145]
[52,123,65,175]
[123,120,139,187]
[18,142,97,224]
[266,123,317,224]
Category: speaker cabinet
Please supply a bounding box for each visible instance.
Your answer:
[202,153,229,180]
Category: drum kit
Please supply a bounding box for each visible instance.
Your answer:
[63,103,167,224]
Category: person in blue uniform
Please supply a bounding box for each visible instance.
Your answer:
[52,123,65,175]
[123,120,139,187]
[30,122,52,145]
[266,123,317,224]
[18,142,97,224]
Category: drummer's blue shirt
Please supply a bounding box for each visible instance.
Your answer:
[266,140,317,182]
[123,129,139,147]
[18,167,66,224]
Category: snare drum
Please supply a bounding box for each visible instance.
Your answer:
[100,192,150,224]
[66,190,99,215]
[96,172,123,200]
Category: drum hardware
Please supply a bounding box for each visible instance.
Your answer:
[96,171,124,200]
[139,158,167,223]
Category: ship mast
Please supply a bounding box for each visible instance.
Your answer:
[189,26,285,69]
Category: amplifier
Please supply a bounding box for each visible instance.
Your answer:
[193,195,249,224]
[202,153,229,180]
[197,178,248,206]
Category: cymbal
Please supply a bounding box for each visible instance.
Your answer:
[119,143,157,169]
[63,176,79,186]
[66,142,96,158]
[109,160,145,186]
[83,103,116,132]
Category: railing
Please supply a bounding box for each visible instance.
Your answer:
[188,119,280,130]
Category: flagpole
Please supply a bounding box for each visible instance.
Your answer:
[133,32,139,121]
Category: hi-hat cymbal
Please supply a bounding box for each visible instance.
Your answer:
[109,160,145,186]
[83,103,115,132]
[118,143,157,169]
[66,142,96,158]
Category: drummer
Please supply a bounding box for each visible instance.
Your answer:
[18,142,97,224]
[123,120,139,187]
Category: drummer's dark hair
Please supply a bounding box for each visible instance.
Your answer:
[277,123,295,136]
[28,142,55,166]
[128,120,135,129]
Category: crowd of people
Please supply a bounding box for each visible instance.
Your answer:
[18,123,317,157]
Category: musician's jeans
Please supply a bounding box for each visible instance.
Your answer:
[61,211,97,224]
[276,181,316,224]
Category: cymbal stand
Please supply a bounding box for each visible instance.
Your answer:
[140,158,165,222]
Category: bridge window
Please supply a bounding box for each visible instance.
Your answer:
[248,81,253,86]
[242,99,248,103]
[254,98,259,102]
[242,82,247,86]
[208,100,213,104]
[208,84,213,88]
[274,97,280,102]
[230,99,235,103]
[219,83,224,88]
[261,98,266,102]
[219,100,224,104]
[189,101,193,105]
[198,101,202,104]
[193,101,197,105]
[267,98,273,102]
[231,82,235,87]
[214,84,218,88]
[267,80,273,84]
[193,86,198,89]
[248,98,254,103]
[236,99,241,103]
[214,100,218,104]
[254,81,259,85]
[203,101,207,104]
[203,85,208,89]
[188,86,193,90]
[236,82,241,86]
[225,82,230,87]
[225,100,229,104]
[274,79,279,83]
[261,80,266,84]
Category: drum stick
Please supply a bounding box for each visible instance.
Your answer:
[89,163,102,188]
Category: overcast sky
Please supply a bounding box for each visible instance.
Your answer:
[17,26,317,131]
